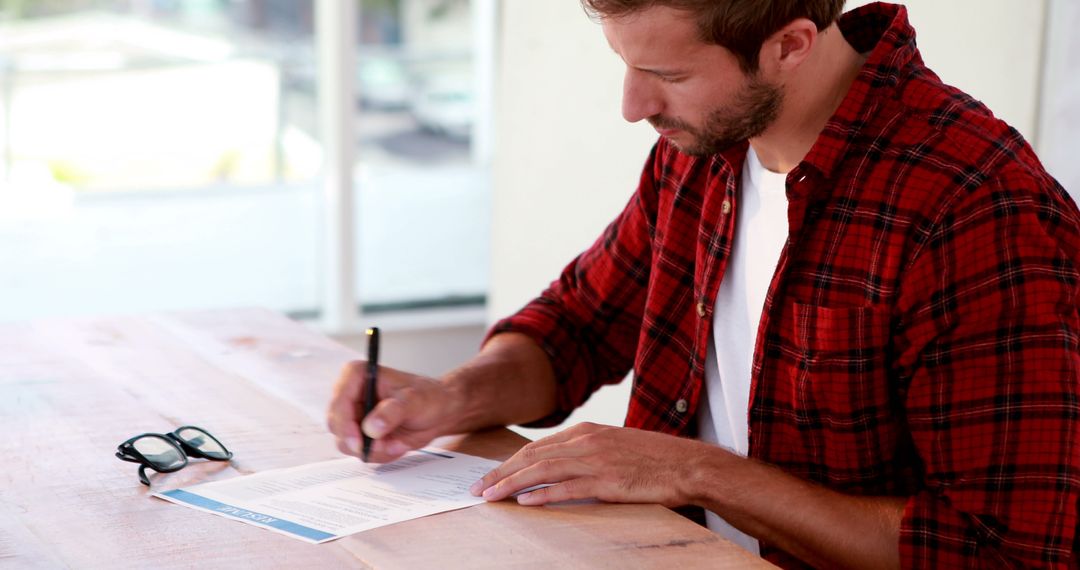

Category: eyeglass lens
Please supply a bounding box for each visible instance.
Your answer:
[132,436,185,470]
[175,427,229,459]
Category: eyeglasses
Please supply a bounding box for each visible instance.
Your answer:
[115,426,233,486]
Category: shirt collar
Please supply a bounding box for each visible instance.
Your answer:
[797,2,919,182]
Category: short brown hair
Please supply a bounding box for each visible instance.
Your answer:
[581,0,846,73]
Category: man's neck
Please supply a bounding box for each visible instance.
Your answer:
[750,23,867,174]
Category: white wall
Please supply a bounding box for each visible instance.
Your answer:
[1038,0,1080,200]
[847,0,1045,141]
[489,1,656,321]
[490,1,1052,438]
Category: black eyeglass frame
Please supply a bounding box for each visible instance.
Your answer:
[115,425,233,486]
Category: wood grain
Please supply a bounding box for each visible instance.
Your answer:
[0,308,774,569]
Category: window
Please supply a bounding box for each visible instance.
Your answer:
[354,0,492,313]
[0,0,493,326]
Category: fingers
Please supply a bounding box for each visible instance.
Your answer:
[470,424,682,506]
[327,360,366,450]
[334,434,360,457]
[358,398,412,463]
[363,435,413,464]
[326,360,410,458]
[477,456,592,502]
[516,478,595,506]
[328,361,455,463]
[362,396,402,438]
[471,438,594,499]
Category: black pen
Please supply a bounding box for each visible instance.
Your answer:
[361,327,380,462]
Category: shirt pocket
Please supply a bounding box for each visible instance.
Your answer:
[788,302,899,483]
[792,302,891,358]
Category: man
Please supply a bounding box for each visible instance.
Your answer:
[327,1,1080,567]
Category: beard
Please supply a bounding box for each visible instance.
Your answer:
[648,74,783,157]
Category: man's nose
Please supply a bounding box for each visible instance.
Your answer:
[621,69,663,123]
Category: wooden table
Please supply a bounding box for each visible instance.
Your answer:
[0,308,773,569]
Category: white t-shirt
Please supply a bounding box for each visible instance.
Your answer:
[697,146,789,555]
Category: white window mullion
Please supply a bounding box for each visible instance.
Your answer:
[472,0,498,167]
[316,0,359,334]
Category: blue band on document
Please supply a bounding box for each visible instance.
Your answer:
[162,489,335,542]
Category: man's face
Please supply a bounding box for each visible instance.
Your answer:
[602,6,783,156]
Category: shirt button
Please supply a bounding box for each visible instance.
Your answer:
[696,301,707,318]
[721,200,732,214]
[675,399,689,414]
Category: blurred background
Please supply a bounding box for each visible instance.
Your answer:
[0,0,1076,437]
[0,0,487,321]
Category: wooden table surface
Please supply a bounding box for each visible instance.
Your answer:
[0,308,773,569]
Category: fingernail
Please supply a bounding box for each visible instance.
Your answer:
[469,480,483,496]
[345,437,360,455]
[517,492,533,505]
[363,417,386,438]
[482,486,497,500]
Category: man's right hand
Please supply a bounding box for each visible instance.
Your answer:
[326,361,464,463]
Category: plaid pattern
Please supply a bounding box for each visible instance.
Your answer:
[490,3,1079,568]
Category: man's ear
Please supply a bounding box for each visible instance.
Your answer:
[757,18,818,74]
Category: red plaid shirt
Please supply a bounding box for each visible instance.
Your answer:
[490,3,1080,568]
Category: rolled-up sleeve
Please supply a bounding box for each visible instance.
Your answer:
[485,143,664,427]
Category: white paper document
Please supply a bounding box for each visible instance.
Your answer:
[153,448,500,544]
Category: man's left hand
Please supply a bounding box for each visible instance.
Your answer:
[469,422,723,507]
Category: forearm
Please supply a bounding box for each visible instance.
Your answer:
[440,332,557,434]
[688,448,904,569]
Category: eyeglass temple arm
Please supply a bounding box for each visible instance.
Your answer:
[115,450,143,464]
[137,464,151,486]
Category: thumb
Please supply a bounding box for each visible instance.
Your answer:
[362,396,408,439]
